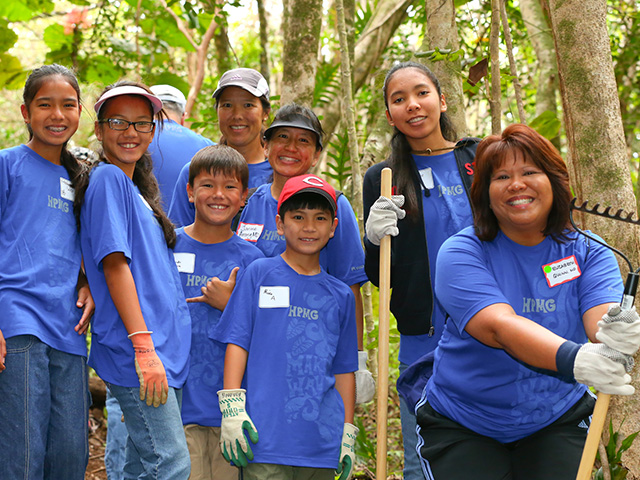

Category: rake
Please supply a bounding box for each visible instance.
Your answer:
[570,198,640,480]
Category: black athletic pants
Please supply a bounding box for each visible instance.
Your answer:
[416,392,595,480]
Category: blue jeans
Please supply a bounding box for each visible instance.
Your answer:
[399,362,427,480]
[105,391,127,480]
[0,335,89,479]
[107,383,190,480]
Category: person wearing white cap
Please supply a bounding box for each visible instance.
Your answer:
[148,84,214,211]
[168,68,272,227]
[77,81,192,479]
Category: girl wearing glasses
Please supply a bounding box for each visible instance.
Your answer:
[77,81,191,479]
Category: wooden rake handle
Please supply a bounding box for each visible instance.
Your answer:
[376,168,392,479]
[576,393,610,480]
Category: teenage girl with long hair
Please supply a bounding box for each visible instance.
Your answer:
[363,61,480,480]
[0,64,94,479]
[77,80,191,479]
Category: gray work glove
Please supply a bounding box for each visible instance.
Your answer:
[574,343,634,395]
[355,351,375,404]
[365,195,406,246]
[595,305,640,356]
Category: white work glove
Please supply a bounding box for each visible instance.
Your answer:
[574,343,635,395]
[595,305,640,355]
[365,195,406,246]
[217,389,259,467]
[355,351,375,404]
[335,422,359,480]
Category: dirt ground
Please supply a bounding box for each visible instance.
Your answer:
[85,406,108,480]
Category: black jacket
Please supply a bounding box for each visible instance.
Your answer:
[362,138,480,335]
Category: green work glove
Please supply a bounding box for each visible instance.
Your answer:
[217,389,259,467]
[336,423,359,480]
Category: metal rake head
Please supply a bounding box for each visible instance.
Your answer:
[570,198,640,226]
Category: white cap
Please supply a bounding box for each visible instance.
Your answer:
[150,84,187,110]
[94,85,163,116]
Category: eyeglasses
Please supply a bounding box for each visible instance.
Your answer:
[99,118,155,133]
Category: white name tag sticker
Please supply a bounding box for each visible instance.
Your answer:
[542,255,581,288]
[60,177,75,201]
[237,222,264,243]
[419,167,434,190]
[173,252,196,273]
[259,286,289,308]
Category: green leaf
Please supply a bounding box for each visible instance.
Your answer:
[0,21,18,53]
[84,55,124,85]
[529,111,561,140]
[0,0,53,21]
[43,24,73,52]
[0,53,25,90]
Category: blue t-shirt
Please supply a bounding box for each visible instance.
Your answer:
[167,158,273,227]
[235,183,367,287]
[173,228,264,427]
[80,163,191,388]
[149,119,214,210]
[426,227,623,443]
[399,152,474,365]
[211,255,358,468]
[0,145,85,356]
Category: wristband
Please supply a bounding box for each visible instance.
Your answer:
[556,340,581,378]
[128,330,153,338]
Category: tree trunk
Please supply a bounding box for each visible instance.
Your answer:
[214,24,232,75]
[546,0,640,474]
[320,0,413,141]
[519,0,558,119]
[280,0,322,106]
[419,0,469,137]
[489,0,502,134]
[256,0,270,85]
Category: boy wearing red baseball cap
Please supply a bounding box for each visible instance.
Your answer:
[211,174,359,480]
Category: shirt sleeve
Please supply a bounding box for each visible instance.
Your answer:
[167,162,195,227]
[323,195,367,286]
[434,232,510,336]
[576,235,624,314]
[330,286,359,375]
[83,167,134,266]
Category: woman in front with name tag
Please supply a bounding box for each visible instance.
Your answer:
[0,64,94,479]
[77,81,191,479]
[416,123,640,479]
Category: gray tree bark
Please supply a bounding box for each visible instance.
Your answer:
[418,0,469,137]
[546,0,640,474]
[320,0,413,141]
[520,0,558,119]
[280,0,322,106]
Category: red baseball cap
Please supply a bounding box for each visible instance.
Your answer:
[278,175,337,216]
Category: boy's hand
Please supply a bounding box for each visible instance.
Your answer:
[187,267,239,311]
[355,351,375,404]
[218,388,259,467]
[130,333,169,407]
[336,423,359,480]
[74,283,95,335]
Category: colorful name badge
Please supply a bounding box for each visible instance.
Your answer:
[60,177,75,201]
[259,286,289,308]
[542,255,581,288]
[173,252,196,273]
[237,222,264,242]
